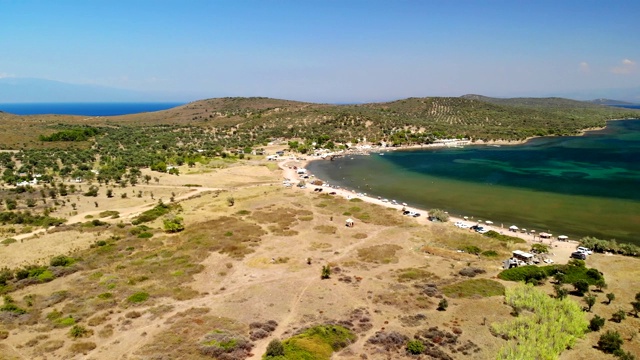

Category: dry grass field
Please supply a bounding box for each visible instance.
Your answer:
[0,158,638,360]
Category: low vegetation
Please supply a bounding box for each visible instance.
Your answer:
[498,259,603,288]
[491,284,588,359]
[441,279,505,298]
[264,324,356,360]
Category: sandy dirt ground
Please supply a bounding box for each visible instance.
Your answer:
[0,155,637,360]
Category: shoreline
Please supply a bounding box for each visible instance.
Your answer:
[278,157,580,264]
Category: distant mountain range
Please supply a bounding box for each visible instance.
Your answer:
[1,77,639,105]
[0,77,184,103]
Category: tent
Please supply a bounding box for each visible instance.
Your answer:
[509,225,519,231]
[345,218,354,227]
[485,220,493,225]
[539,232,552,238]
[558,235,568,240]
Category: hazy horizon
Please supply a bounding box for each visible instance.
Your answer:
[1,1,639,103]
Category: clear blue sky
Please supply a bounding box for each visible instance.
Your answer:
[1,0,639,102]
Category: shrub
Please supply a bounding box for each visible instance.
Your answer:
[481,250,499,257]
[163,216,184,233]
[498,265,549,284]
[321,265,331,279]
[589,315,605,331]
[127,292,149,303]
[461,245,481,255]
[531,243,549,253]
[406,339,425,355]
[611,309,626,323]
[597,330,623,353]
[427,209,449,222]
[1,238,17,246]
[437,298,448,311]
[265,339,285,357]
[69,325,89,338]
[50,255,75,267]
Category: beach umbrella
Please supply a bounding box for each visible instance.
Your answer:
[463,216,468,220]
[509,225,519,230]
[402,202,408,206]
[485,221,493,225]
[558,235,568,240]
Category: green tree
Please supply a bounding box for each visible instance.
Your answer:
[594,279,607,292]
[106,189,114,198]
[573,279,589,296]
[589,315,605,331]
[631,300,640,317]
[554,284,568,300]
[597,330,623,354]
[606,292,615,305]
[611,309,626,323]
[584,293,596,312]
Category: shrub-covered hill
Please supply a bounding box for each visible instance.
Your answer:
[1,95,638,151]
[108,95,638,144]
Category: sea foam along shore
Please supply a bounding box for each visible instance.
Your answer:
[277,155,579,265]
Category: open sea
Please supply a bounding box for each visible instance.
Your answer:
[308,119,640,245]
[0,102,185,116]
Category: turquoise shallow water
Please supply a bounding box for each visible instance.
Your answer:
[307,119,640,245]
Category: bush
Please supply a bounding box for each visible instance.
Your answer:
[437,298,448,311]
[611,309,626,323]
[498,265,549,284]
[406,339,425,355]
[50,255,75,267]
[163,216,184,233]
[589,315,605,331]
[69,325,89,338]
[127,292,149,303]
[321,265,331,279]
[598,330,623,353]
[461,245,481,255]
[265,339,285,357]
[427,209,449,222]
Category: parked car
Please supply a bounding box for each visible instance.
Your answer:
[570,251,587,260]
[576,246,592,255]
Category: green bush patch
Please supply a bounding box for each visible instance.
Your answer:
[266,324,356,360]
[441,279,505,298]
[127,292,150,303]
[498,260,603,286]
[483,230,526,244]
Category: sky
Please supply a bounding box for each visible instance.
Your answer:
[1,0,639,103]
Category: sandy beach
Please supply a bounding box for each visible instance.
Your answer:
[279,156,579,264]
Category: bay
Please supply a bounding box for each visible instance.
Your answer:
[308,119,640,245]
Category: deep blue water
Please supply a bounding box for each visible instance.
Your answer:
[611,104,640,109]
[308,120,640,244]
[0,102,185,116]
